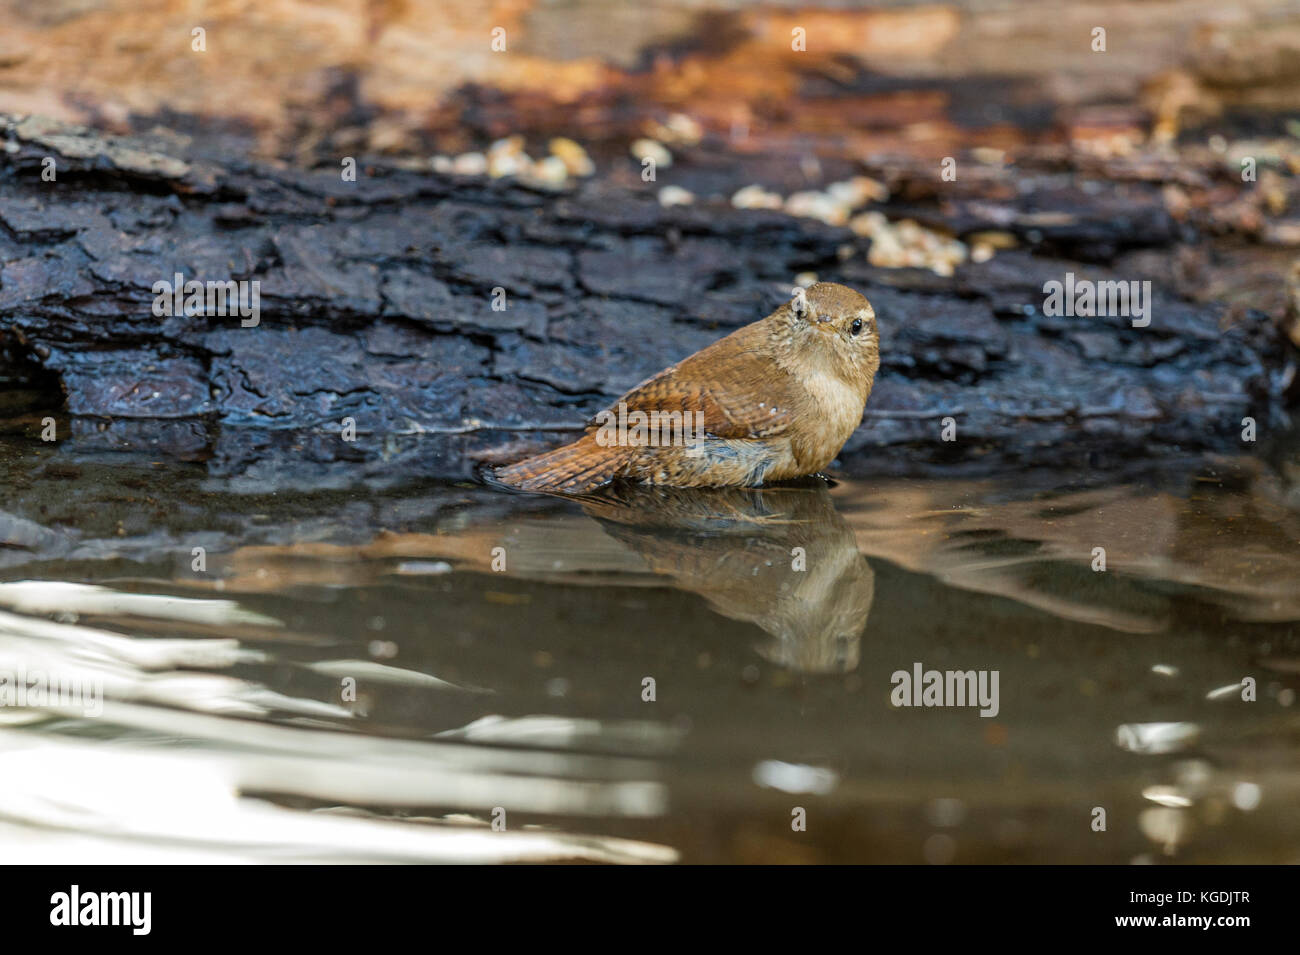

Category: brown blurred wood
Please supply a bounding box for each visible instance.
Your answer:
[1,1,1298,160]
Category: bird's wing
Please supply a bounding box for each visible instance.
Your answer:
[589,324,800,440]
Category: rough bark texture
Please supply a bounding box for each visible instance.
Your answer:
[0,115,1294,487]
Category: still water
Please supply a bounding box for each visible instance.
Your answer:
[1,436,1297,863]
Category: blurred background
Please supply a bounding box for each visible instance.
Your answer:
[5,0,1299,160]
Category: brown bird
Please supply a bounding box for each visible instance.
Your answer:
[495,282,880,492]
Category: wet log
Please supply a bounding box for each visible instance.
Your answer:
[0,114,1295,488]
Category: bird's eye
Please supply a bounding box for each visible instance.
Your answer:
[850,318,863,336]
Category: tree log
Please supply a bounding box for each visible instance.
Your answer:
[0,115,1294,488]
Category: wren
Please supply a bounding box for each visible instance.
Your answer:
[495,282,880,492]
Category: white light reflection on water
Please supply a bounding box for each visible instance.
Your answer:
[0,581,677,863]
[0,733,675,863]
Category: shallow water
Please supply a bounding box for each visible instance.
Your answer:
[1,436,1298,863]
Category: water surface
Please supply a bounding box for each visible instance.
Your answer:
[2,437,1297,863]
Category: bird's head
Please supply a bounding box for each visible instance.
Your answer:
[783,282,881,388]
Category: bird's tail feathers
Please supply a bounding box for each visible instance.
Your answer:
[494,434,635,493]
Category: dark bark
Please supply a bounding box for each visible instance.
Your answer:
[0,115,1294,488]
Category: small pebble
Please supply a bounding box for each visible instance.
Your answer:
[658,185,694,207]
[631,138,672,168]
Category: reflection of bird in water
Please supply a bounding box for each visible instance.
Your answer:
[576,479,873,673]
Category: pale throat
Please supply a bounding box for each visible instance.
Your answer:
[770,319,869,406]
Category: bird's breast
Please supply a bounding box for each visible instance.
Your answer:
[792,368,867,468]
